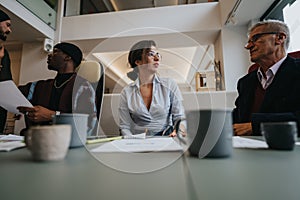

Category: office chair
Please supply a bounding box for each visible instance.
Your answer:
[76,61,105,134]
[77,60,102,83]
[76,60,105,119]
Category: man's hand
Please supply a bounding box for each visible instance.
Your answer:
[0,44,4,59]
[17,106,55,123]
[233,122,252,136]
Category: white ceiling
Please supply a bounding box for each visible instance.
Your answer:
[1,0,277,89]
[3,0,276,44]
[232,0,276,26]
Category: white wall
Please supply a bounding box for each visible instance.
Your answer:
[19,42,56,85]
[221,25,251,91]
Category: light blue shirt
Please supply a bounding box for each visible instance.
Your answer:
[119,75,186,136]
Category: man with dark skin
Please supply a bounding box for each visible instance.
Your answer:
[17,42,97,135]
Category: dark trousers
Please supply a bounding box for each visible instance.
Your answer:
[0,107,7,133]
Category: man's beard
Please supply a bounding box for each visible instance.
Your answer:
[0,32,7,41]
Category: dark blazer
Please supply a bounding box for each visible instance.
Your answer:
[0,49,12,81]
[0,49,12,133]
[233,56,300,124]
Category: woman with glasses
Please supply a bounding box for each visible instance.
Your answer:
[119,40,186,137]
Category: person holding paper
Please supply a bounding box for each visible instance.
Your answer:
[232,20,300,136]
[17,42,97,135]
[119,40,186,137]
[0,10,12,133]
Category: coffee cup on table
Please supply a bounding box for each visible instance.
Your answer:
[25,125,71,161]
[52,113,88,148]
[187,109,233,158]
[261,121,297,150]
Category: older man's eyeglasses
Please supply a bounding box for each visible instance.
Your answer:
[147,51,161,59]
[247,32,279,44]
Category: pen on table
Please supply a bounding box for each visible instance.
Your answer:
[86,136,122,144]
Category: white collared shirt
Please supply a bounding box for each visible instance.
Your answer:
[119,75,186,136]
[257,56,287,89]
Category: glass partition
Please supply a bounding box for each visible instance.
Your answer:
[283,0,300,52]
[16,0,57,29]
[66,0,218,16]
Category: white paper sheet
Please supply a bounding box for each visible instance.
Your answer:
[0,80,33,114]
[90,137,183,153]
[0,134,24,141]
[0,141,26,152]
[124,133,146,139]
[233,136,268,149]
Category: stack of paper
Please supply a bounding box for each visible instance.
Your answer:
[0,134,25,152]
[90,137,183,153]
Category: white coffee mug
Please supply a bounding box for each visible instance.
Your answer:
[25,125,71,161]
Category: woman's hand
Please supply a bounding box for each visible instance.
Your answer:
[169,130,177,137]
[169,124,187,137]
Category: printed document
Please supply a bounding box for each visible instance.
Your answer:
[233,136,268,149]
[0,80,33,114]
[90,137,183,153]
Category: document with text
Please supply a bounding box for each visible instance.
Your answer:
[90,137,183,153]
[0,80,33,114]
[233,136,268,149]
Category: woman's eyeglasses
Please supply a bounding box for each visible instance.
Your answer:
[147,51,161,59]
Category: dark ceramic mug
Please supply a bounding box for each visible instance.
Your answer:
[187,109,233,158]
[261,121,297,150]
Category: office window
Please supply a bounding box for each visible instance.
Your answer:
[261,0,300,52]
[283,0,300,52]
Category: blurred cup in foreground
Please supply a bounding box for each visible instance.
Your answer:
[52,113,88,148]
[187,109,233,158]
[261,121,297,150]
[25,125,71,161]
